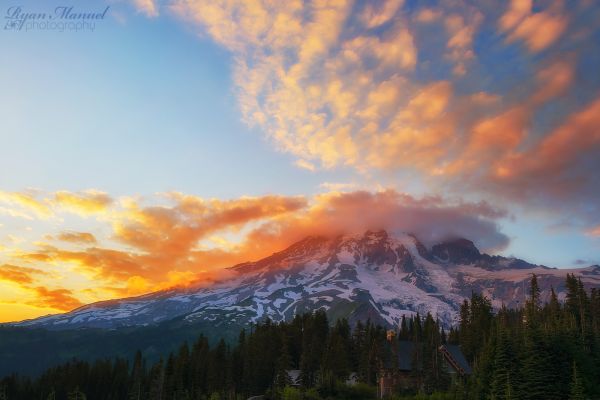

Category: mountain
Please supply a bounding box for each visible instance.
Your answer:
[13,230,600,330]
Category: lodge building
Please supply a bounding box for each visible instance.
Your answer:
[378,330,472,398]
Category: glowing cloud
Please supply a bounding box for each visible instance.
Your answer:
[162,0,599,234]
[0,264,47,285]
[53,190,113,215]
[55,232,98,245]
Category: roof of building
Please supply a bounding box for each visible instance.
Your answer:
[381,340,471,375]
[439,344,472,375]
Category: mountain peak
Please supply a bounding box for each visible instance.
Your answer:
[431,238,480,264]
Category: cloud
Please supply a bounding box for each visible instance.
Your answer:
[415,8,442,23]
[53,190,113,215]
[158,0,600,236]
[0,206,35,220]
[0,264,47,285]
[13,193,307,287]
[319,182,357,191]
[30,287,83,311]
[444,9,483,75]
[0,189,113,219]
[488,96,600,221]
[131,0,159,17]
[295,159,316,171]
[499,0,569,52]
[0,191,52,219]
[0,264,80,313]
[54,231,98,244]
[360,0,403,28]
[240,190,510,253]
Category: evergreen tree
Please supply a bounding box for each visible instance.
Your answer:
[147,359,164,400]
[525,273,541,327]
[128,350,144,400]
[275,335,292,390]
[569,362,584,400]
[489,318,518,400]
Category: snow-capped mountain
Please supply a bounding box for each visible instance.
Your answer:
[15,230,600,329]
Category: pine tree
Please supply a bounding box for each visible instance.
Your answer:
[128,350,144,400]
[525,274,541,326]
[275,335,292,390]
[147,359,164,400]
[520,327,554,400]
[569,362,585,400]
[490,320,517,400]
[400,315,409,340]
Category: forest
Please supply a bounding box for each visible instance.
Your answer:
[1,273,599,400]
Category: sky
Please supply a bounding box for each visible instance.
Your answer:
[1,0,599,323]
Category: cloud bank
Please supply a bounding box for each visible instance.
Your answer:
[0,188,508,316]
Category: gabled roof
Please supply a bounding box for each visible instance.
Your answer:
[439,344,472,375]
[381,340,472,376]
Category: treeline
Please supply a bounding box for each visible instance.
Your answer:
[462,273,600,400]
[1,273,600,399]
[0,311,450,400]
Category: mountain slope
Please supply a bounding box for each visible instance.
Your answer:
[13,230,600,330]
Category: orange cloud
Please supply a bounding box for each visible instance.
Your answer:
[532,57,575,104]
[53,190,112,215]
[55,231,97,244]
[156,0,600,239]
[499,0,569,52]
[0,190,114,220]
[415,8,442,23]
[113,194,307,256]
[451,106,529,173]
[30,287,83,311]
[0,191,52,219]
[9,193,307,290]
[360,0,403,28]
[493,96,600,191]
[236,190,510,260]
[0,264,47,285]
[444,10,482,75]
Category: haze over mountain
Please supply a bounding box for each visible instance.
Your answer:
[14,230,600,331]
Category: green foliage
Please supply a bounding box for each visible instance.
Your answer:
[282,386,302,400]
[469,274,600,400]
